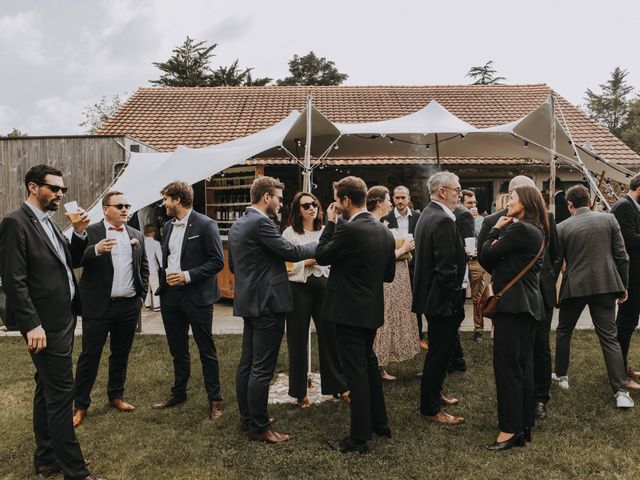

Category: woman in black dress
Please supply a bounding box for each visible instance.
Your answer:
[479,185,550,451]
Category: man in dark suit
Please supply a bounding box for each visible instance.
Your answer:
[229,176,316,443]
[0,164,101,479]
[381,186,425,346]
[72,191,149,427]
[413,171,467,426]
[151,181,225,421]
[612,173,640,380]
[554,185,635,408]
[478,175,560,420]
[316,176,396,453]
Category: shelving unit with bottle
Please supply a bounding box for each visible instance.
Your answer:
[205,165,261,236]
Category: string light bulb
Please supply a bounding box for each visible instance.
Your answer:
[425,144,431,150]
[334,144,339,150]
[523,141,529,148]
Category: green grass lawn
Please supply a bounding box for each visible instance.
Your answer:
[2,331,640,479]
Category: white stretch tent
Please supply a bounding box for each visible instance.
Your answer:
[66,98,635,234]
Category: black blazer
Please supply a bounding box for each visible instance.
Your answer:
[479,209,559,309]
[381,208,420,234]
[77,221,149,319]
[453,205,475,241]
[612,195,640,285]
[478,221,545,320]
[0,204,84,334]
[316,212,395,329]
[412,202,467,318]
[229,208,316,318]
[158,210,224,307]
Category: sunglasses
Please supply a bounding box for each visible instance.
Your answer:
[106,204,132,210]
[300,201,318,210]
[38,183,68,194]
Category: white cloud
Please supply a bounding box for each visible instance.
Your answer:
[0,10,46,65]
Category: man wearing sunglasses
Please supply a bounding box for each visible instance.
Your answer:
[0,164,103,479]
[72,191,149,428]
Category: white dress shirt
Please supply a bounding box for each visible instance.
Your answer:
[167,210,192,283]
[394,207,412,235]
[102,220,136,298]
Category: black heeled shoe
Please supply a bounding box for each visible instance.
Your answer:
[524,427,532,443]
[486,432,526,451]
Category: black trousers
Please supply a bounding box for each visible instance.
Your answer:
[161,294,221,401]
[493,313,536,434]
[336,323,388,443]
[236,313,285,434]
[74,297,139,410]
[420,310,464,416]
[533,304,554,404]
[556,294,627,393]
[449,333,466,369]
[30,319,90,480]
[617,282,640,369]
[287,277,346,398]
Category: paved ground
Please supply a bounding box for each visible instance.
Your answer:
[0,299,596,337]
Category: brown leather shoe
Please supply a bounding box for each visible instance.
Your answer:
[420,339,429,350]
[627,368,640,380]
[248,428,291,443]
[151,395,186,409]
[423,411,465,425]
[73,409,86,428]
[297,396,311,408]
[240,417,276,432]
[110,399,136,412]
[209,400,223,420]
[440,395,460,407]
[626,379,640,391]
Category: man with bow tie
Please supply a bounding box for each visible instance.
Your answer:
[152,181,225,421]
[72,191,149,427]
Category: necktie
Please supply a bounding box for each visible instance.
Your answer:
[108,227,124,231]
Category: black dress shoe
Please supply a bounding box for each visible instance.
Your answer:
[151,395,187,409]
[373,426,392,439]
[486,433,525,451]
[534,401,547,420]
[524,427,532,443]
[327,437,369,453]
[448,363,467,373]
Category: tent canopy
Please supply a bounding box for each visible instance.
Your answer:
[68,98,635,234]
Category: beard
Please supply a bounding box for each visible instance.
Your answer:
[39,195,60,212]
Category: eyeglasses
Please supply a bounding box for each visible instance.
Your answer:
[268,193,283,203]
[106,204,132,210]
[444,186,462,194]
[300,201,318,210]
[38,183,68,194]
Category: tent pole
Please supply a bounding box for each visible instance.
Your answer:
[435,133,441,170]
[303,95,313,193]
[549,93,557,215]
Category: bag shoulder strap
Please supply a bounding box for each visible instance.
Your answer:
[495,240,545,299]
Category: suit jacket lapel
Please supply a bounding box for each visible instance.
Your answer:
[96,221,113,267]
[50,219,73,267]
[181,216,195,259]
[162,222,172,269]
[22,205,65,266]
[126,225,139,275]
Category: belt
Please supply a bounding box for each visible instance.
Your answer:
[110,296,137,303]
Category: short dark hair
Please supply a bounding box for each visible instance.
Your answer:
[566,185,590,209]
[333,176,367,207]
[102,191,124,207]
[461,189,475,200]
[287,191,324,234]
[630,173,640,192]
[250,176,284,204]
[366,185,389,212]
[143,224,157,235]
[24,164,63,193]
[161,181,193,207]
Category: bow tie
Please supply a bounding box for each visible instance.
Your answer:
[173,221,186,228]
[108,227,124,232]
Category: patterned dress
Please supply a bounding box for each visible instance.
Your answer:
[374,252,421,367]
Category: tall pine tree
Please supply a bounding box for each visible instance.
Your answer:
[585,67,634,138]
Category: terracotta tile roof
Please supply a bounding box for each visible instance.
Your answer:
[246,156,544,166]
[98,85,640,166]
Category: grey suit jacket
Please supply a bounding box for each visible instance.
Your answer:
[228,208,316,318]
[557,208,628,302]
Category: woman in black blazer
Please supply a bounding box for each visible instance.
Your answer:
[479,185,549,451]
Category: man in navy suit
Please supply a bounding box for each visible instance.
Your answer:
[151,181,225,420]
[229,176,316,443]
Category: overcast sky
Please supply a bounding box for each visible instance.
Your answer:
[1,0,639,135]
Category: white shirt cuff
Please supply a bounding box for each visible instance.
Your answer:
[184,271,191,284]
[94,245,101,256]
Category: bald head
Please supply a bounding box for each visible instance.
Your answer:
[508,175,535,192]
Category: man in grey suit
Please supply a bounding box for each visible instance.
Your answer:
[553,185,636,408]
[229,176,316,443]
